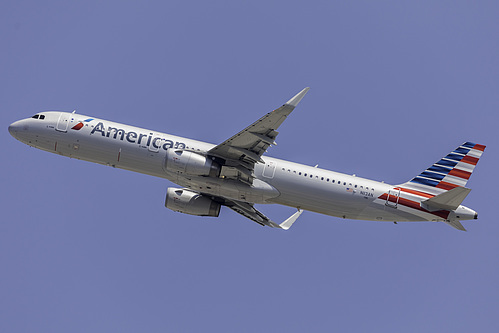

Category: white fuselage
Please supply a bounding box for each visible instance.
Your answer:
[8,111,477,224]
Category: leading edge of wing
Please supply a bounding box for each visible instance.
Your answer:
[207,87,310,165]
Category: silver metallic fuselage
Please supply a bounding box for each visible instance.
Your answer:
[9,112,477,224]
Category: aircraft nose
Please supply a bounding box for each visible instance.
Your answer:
[8,121,21,138]
[8,119,29,140]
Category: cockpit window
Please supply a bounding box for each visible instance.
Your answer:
[39,115,45,119]
[32,115,39,119]
[31,114,45,120]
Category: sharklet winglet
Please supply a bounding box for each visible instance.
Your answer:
[285,87,310,107]
[279,209,303,230]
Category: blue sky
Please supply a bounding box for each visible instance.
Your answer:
[1,1,498,332]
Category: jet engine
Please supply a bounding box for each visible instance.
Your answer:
[165,149,220,177]
[165,187,221,217]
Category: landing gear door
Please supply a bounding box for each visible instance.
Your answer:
[56,113,70,132]
[385,188,400,208]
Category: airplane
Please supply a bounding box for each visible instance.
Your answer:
[8,88,486,231]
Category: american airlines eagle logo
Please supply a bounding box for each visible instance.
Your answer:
[71,118,94,130]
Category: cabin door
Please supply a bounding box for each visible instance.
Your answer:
[56,113,70,132]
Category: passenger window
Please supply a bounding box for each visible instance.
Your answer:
[355,185,357,188]
[299,172,302,175]
[310,175,313,178]
[343,182,346,185]
[321,177,324,180]
[304,173,307,177]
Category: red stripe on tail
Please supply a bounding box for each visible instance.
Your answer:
[436,181,460,190]
[448,168,472,180]
[473,144,486,151]
[398,187,434,199]
[461,155,479,165]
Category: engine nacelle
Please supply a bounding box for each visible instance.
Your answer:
[165,188,221,217]
[165,149,220,177]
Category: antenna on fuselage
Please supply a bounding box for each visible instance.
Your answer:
[72,110,76,114]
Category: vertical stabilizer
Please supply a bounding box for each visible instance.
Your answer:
[401,142,485,195]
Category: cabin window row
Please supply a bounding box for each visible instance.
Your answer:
[281,167,374,191]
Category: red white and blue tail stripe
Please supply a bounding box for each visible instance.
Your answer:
[401,142,486,195]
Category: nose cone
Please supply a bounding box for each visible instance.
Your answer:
[8,119,30,142]
[8,120,22,139]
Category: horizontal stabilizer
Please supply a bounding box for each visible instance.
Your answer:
[444,220,467,231]
[422,187,471,211]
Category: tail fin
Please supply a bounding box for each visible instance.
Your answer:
[401,142,486,195]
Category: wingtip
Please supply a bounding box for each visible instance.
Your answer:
[279,209,303,230]
[285,87,310,107]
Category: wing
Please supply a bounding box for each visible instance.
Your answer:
[208,87,310,184]
[224,199,303,230]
